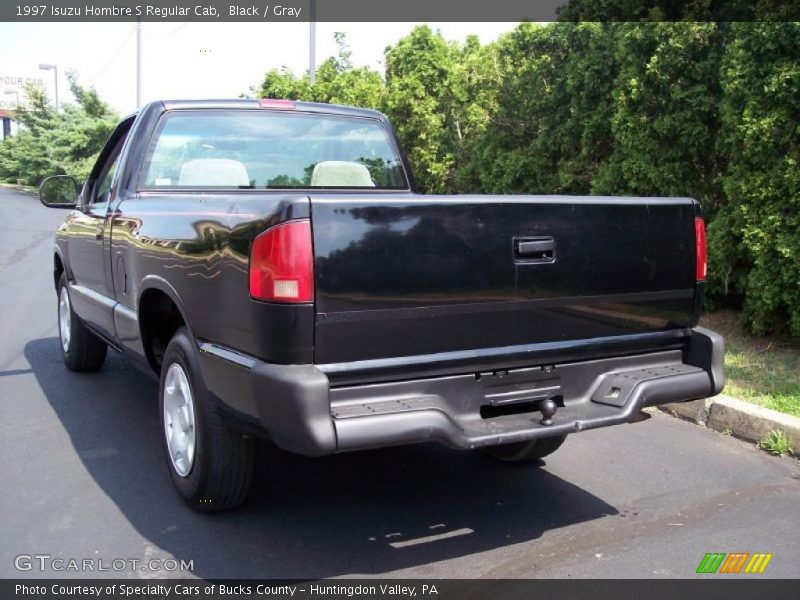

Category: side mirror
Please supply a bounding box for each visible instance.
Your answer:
[40,175,79,208]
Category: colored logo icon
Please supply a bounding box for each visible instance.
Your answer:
[696,552,773,574]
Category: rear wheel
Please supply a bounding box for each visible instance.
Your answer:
[483,435,567,463]
[57,274,107,371]
[159,327,257,512]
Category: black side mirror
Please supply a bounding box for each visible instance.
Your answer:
[40,175,79,208]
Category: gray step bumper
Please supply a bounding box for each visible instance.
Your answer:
[251,328,724,456]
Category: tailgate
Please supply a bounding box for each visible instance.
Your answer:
[310,195,697,365]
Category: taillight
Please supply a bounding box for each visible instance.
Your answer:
[258,98,296,110]
[695,217,707,282]
[249,220,314,302]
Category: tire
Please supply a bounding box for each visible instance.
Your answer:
[57,273,107,371]
[159,327,257,512]
[483,434,567,463]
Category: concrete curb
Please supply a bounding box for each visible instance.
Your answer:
[658,394,799,456]
[0,183,36,195]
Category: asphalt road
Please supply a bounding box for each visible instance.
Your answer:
[0,186,798,580]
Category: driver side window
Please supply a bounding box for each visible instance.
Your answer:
[87,117,133,205]
[94,154,121,204]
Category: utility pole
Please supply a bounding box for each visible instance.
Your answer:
[38,63,58,110]
[136,18,142,107]
[309,0,316,85]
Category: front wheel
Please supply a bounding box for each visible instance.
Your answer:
[483,434,567,463]
[57,274,107,371]
[159,327,257,512]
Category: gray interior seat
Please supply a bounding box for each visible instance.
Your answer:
[310,161,375,188]
[178,158,250,187]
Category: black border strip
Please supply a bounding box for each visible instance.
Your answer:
[3,0,800,22]
[3,579,800,600]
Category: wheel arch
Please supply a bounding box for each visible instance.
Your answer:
[53,247,67,291]
[137,276,195,374]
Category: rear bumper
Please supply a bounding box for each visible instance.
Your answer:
[239,327,724,456]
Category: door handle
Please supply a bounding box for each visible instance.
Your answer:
[514,236,556,263]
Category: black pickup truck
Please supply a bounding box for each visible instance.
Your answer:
[39,99,724,511]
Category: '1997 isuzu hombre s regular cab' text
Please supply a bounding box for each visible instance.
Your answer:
[39,99,724,511]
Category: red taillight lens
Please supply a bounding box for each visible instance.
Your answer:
[695,217,707,281]
[258,98,296,110]
[249,220,314,302]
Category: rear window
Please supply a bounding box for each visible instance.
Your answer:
[140,110,408,190]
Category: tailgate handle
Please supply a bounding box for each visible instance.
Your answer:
[514,237,556,263]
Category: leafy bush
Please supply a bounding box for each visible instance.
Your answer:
[718,23,800,335]
[0,73,117,186]
[255,23,796,337]
[2,23,796,338]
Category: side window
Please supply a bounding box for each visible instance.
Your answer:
[86,117,134,205]
[93,153,121,204]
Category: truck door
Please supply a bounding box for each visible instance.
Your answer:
[66,118,132,340]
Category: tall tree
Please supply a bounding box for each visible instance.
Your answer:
[0,83,59,184]
[465,23,617,194]
[384,26,459,193]
[0,74,117,185]
[256,32,384,109]
[591,22,727,211]
[716,22,800,334]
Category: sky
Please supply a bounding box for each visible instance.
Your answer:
[0,22,518,115]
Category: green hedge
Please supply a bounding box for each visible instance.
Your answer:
[258,23,799,336]
[1,23,795,336]
[0,74,118,186]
